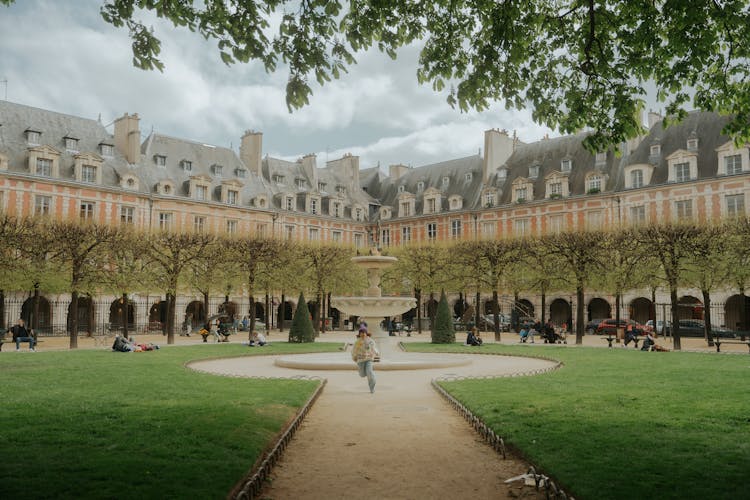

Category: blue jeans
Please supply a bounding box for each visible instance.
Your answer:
[16,336,35,350]
[357,360,376,392]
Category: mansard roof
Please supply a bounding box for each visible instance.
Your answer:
[622,111,732,187]
[0,100,131,187]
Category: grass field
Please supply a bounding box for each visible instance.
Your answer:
[406,343,750,500]
[0,343,338,500]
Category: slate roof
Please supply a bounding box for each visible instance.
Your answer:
[0,100,134,188]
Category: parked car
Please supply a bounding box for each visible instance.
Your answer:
[650,319,734,338]
[585,318,606,334]
[482,313,511,331]
[595,318,645,336]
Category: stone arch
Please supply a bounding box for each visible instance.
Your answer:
[724,294,750,334]
[68,295,95,335]
[254,302,265,322]
[277,301,293,323]
[108,298,135,329]
[21,295,52,333]
[453,297,467,318]
[587,297,611,321]
[185,301,206,328]
[678,295,703,321]
[218,301,238,321]
[629,297,653,324]
[549,298,571,326]
[425,297,438,318]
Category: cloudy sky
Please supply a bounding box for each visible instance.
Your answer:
[0,1,555,170]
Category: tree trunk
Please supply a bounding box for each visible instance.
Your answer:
[540,286,547,325]
[122,292,130,339]
[492,289,501,341]
[415,288,422,334]
[670,286,681,351]
[428,291,436,329]
[32,283,40,331]
[248,294,257,341]
[740,288,747,341]
[0,290,4,330]
[615,292,621,341]
[576,285,584,345]
[314,291,321,336]
[202,291,209,324]
[166,292,176,344]
[69,290,79,349]
[702,289,714,347]
[475,290,481,328]
[279,293,285,332]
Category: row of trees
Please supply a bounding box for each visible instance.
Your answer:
[2,214,749,350]
[0,215,363,348]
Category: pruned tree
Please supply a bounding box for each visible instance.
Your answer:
[546,229,607,344]
[431,290,455,344]
[637,222,704,350]
[144,230,215,344]
[288,291,315,343]
[46,220,115,348]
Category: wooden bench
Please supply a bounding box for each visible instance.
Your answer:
[0,338,42,351]
[713,336,750,353]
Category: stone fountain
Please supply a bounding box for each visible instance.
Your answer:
[274,251,471,371]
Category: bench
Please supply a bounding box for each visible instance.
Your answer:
[0,338,42,351]
[713,336,750,353]
[601,334,645,348]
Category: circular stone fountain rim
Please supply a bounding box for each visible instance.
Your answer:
[351,255,398,268]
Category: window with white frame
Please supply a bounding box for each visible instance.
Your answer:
[687,137,698,150]
[587,175,602,192]
[226,220,238,234]
[181,160,192,171]
[674,162,690,182]
[484,192,495,207]
[285,196,294,211]
[427,222,437,240]
[514,218,530,235]
[354,233,364,248]
[227,189,238,205]
[158,212,173,230]
[296,178,305,189]
[332,231,342,242]
[332,201,342,217]
[426,198,436,213]
[310,198,318,214]
[549,182,562,196]
[465,172,473,182]
[35,195,51,216]
[235,168,247,178]
[548,214,564,233]
[81,165,97,183]
[450,197,462,210]
[100,144,114,157]
[498,168,507,179]
[586,210,603,229]
[26,130,40,145]
[451,219,461,239]
[354,207,363,221]
[194,216,206,233]
[284,225,294,240]
[155,155,166,167]
[398,185,405,193]
[309,227,320,240]
[273,174,285,184]
[630,205,646,224]
[336,185,346,195]
[211,164,223,176]
[595,152,607,164]
[482,221,496,237]
[64,137,79,152]
[120,206,135,225]
[381,229,390,246]
[256,223,267,237]
[400,201,410,217]
[401,226,411,244]
[561,159,572,172]
[650,144,661,156]
[529,165,539,178]
[675,200,693,220]
[726,154,742,175]
[442,176,450,188]
[36,158,52,176]
[515,186,527,201]
[631,169,643,188]
[80,201,95,221]
[195,185,207,201]
[318,182,326,191]
[417,181,424,192]
[726,194,745,217]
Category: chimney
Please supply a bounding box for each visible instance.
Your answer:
[301,153,317,185]
[389,163,409,180]
[648,110,663,129]
[240,130,263,177]
[483,128,515,183]
[113,113,141,164]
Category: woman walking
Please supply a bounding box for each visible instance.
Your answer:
[351,326,379,393]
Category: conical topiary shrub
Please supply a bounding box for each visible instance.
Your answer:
[288,292,316,343]
[431,290,455,344]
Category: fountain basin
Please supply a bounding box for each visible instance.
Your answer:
[331,296,417,318]
[273,352,472,371]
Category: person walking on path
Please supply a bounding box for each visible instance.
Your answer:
[10,318,35,351]
[351,326,379,393]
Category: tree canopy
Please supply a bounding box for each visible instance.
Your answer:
[20,0,746,150]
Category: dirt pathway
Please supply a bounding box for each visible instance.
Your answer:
[192,353,556,499]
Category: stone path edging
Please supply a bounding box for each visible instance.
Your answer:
[230,376,327,500]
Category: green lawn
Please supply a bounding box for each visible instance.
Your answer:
[0,343,338,500]
[405,343,750,500]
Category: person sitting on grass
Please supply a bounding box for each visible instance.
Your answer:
[465,327,482,346]
[248,330,267,346]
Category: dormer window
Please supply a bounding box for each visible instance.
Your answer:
[195,185,208,201]
[595,152,607,165]
[318,182,326,191]
[498,168,507,179]
[442,176,450,188]
[310,197,319,214]
[25,130,41,145]
[515,187,527,201]
[99,143,114,157]
[417,181,424,192]
[650,144,661,156]
[211,164,223,176]
[398,185,405,193]
[235,168,247,178]
[154,155,167,167]
[529,165,539,178]
[64,136,79,153]
[295,178,305,189]
[81,165,97,183]
[484,192,496,207]
[631,169,644,188]
[354,207,363,221]
[181,160,192,171]
[126,178,135,188]
[674,162,690,182]
[273,174,285,184]
[163,184,172,195]
[285,196,295,211]
[336,185,346,195]
[226,189,238,205]
[687,134,698,151]
[726,154,743,175]
[36,158,52,176]
[465,172,473,182]
[587,174,602,193]
[560,159,572,172]
[332,201,342,217]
